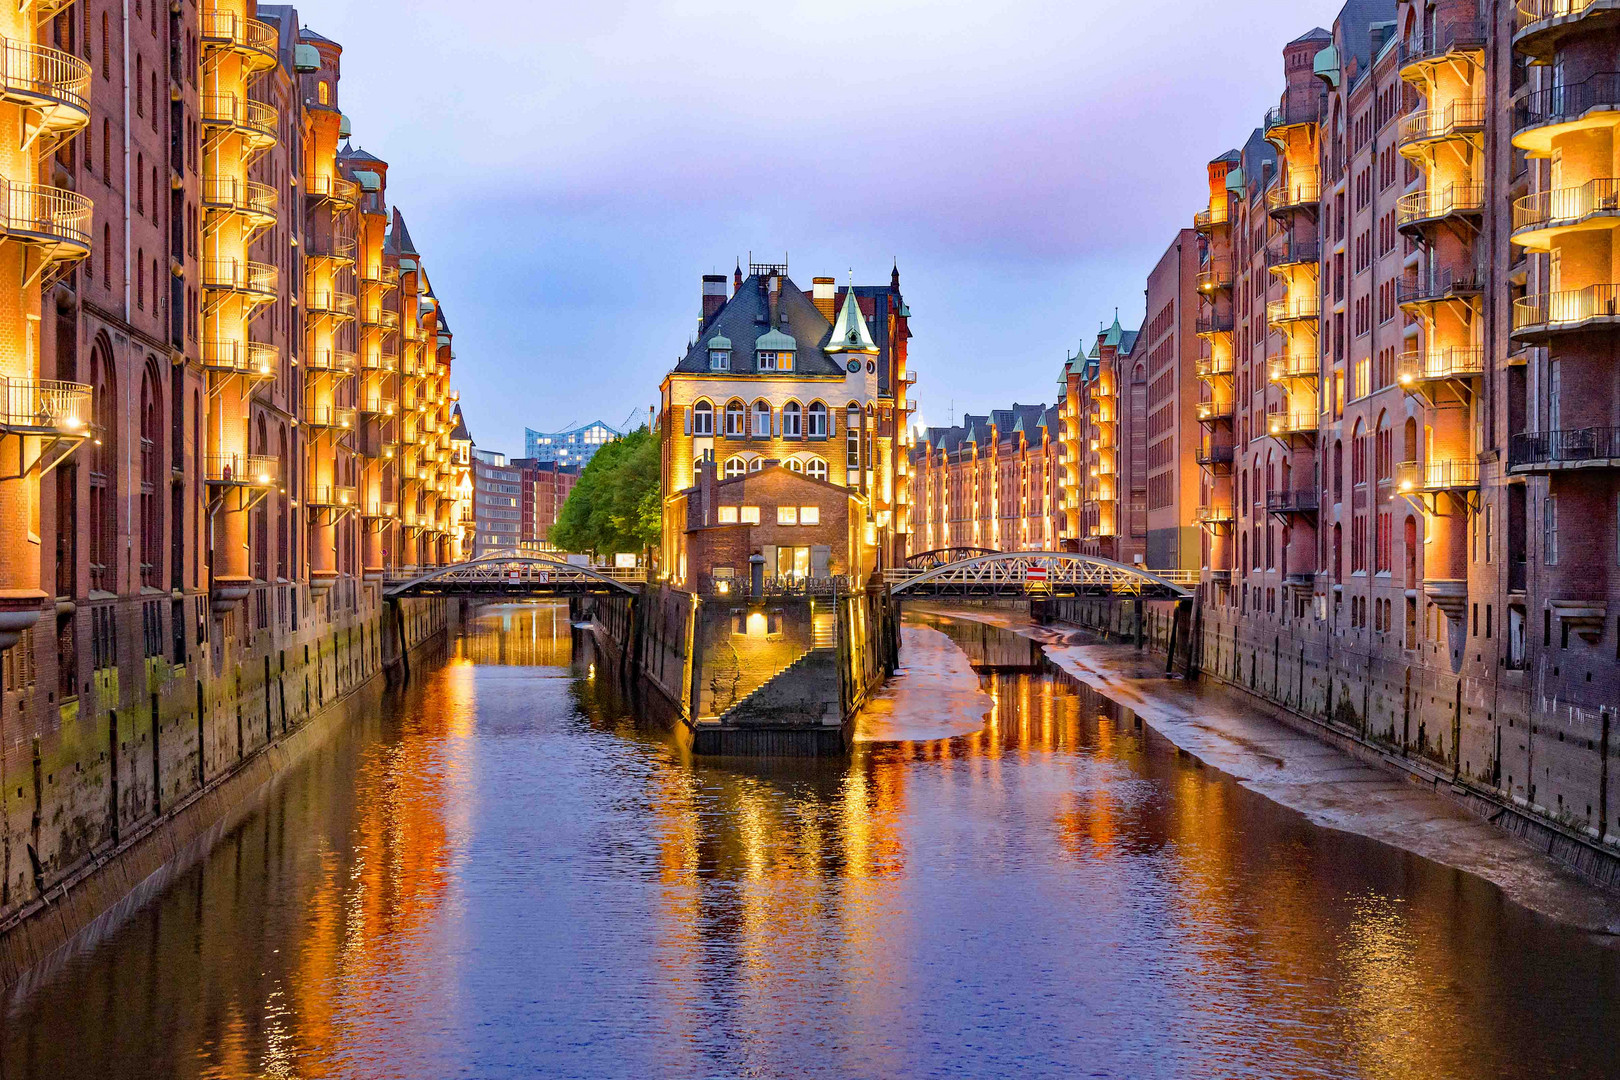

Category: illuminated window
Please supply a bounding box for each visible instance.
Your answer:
[783,400,802,437]
[723,456,745,478]
[807,458,828,481]
[725,400,745,436]
[740,506,761,525]
[800,506,820,525]
[717,506,738,524]
[778,506,798,525]
[318,81,330,105]
[785,458,803,473]
[692,399,713,435]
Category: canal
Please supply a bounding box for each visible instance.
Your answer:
[1,603,1617,1079]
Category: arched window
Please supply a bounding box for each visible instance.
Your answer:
[782,400,802,437]
[1375,410,1391,481]
[752,399,771,437]
[748,457,763,472]
[846,403,862,470]
[807,401,827,438]
[723,456,746,478]
[89,339,116,594]
[1332,439,1343,501]
[724,400,745,437]
[277,425,290,576]
[692,399,713,436]
[1403,416,1418,463]
[785,457,804,473]
[139,365,162,589]
[1351,420,1365,485]
[318,81,330,105]
[807,457,828,481]
[252,415,268,582]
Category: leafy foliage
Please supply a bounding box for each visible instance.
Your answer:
[548,426,661,558]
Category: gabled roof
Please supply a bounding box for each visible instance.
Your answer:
[672,274,844,377]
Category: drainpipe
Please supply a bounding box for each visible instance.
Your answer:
[123,0,134,595]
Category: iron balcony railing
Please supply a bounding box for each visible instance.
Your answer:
[0,378,89,434]
[305,174,360,205]
[203,258,277,297]
[1267,489,1320,514]
[1266,238,1321,271]
[1268,411,1319,436]
[1264,98,1319,133]
[200,176,277,222]
[1512,177,1620,234]
[1399,98,1486,147]
[1195,399,1234,422]
[1397,265,1484,306]
[199,93,277,144]
[1397,183,1486,228]
[1196,353,1235,379]
[359,394,396,416]
[1509,426,1620,468]
[1266,295,1320,324]
[0,38,90,123]
[1196,504,1235,525]
[303,403,356,430]
[1517,0,1612,30]
[1513,284,1620,334]
[1396,458,1480,492]
[363,501,399,519]
[362,307,400,330]
[306,484,358,508]
[1,180,91,250]
[1196,440,1235,466]
[201,339,277,377]
[199,9,279,67]
[203,452,278,487]
[361,350,399,372]
[1266,173,1321,213]
[1196,260,1234,292]
[307,234,357,264]
[305,348,357,374]
[1517,71,1620,133]
[1196,311,1235,336]
[1194,204,1230,231]
[1399,19,1487,68]
[1267,350,1320,381]
[305,287,357,317]
[1397,346,1484,384]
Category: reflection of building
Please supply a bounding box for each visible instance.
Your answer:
[659,261,913,588]
[524,421,622,468]
[509,459,580,548]
[472,451,523,556]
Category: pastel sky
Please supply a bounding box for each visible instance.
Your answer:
[308,0,1348,455]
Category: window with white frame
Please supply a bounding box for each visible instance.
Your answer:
[785,457,803,473]
[807,457,828,481]
[778,506,798,525]
[709,349,730,371]
[807,401,827,437]
[1544,495,1558,565]
[800,505,821,525]
[783,401,802,437]
[748,457,763,472]
[757,350,792,372]
[725,400,745,436]
[740,506,760,524]
[752,400,771,437]
[717,506,738,524]
[723,456,746,478]
[692,400,713,435]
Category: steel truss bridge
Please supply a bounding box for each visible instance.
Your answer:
[383,554,644,599]
[884,551,1194,599]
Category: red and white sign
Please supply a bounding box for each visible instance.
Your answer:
[1024,566,1048,583]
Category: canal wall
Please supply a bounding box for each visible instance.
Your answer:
[582,586,897,756]
[0,591,457,990]
[1037,595,1620,892]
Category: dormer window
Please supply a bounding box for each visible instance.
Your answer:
[757,350,792,372]
[709,349,730,371]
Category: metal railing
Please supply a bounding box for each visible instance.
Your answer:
[203,258,277,296]
[362,307,400,329]
[1196,440,1235,466]
[203,452,278,486]
[1397,265,1483,306]
[1513,284,1620,332]
[0,38,90,117]
[1517,71,1620,132]
[1267,350,1319,381]
[200,10,279,65]
[1397,346,1484,384]
[1196,399,1234,422]
[0,378,90,433]
[1512,177,1620,233]
[307,235,357,264]
[361,350,398,372]
[1268,411,1319,436]
[1397,183,1486,228]
[1399,19,1487,67]
[202,339,277,376]
[1266,238,1320,270]
[1194,204,1229,231]
[1399,98,1486,146]
[1267,489,1320,513]
[1396,458,1480,491]
[1196,260,1234,291]
[1266,173,1321,212]
[199,93,277,143]
[1264,99,1319,133]
[305,348,357,373]
[1517,0,1612,30]
[1196,353,1235,378]
[1196,504,1235,525]
[305,288,357,316]
[303,403,356,430]
[1266,295,1320,324]
[1196,311,1235,336]
[305,174,360,205]
[1509,426,1620,468]
[359,395,395,415]
[1,180,91,248]
[363,501,399,519]
[306,484,358,508]
[201,176,277,220]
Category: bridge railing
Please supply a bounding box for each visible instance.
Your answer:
[884,552,1193,597]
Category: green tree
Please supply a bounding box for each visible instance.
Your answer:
[549,426,661,561]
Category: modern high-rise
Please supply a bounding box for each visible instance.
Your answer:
[524,420,622,468]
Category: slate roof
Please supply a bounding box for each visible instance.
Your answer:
[298,25,338,46]
[390,209,418,257]
[339,141,387,166]
[1291,26,1332,44]
[450,404,471,442]
[674,274,845,378]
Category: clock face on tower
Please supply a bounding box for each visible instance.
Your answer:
[847,360,861,373]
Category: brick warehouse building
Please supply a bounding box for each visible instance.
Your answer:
[909,404,1063,555]
[0,2,469,917]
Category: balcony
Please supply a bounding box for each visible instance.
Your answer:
[1397,183,1486,233]
[1193,204,1230,233]
[1197,260,1234,294]
[363,501,399,520]
[305,349,357,375]
[1195,399,1234,424]
[307,234,357,266]
[305,287,357,320]
[1264,99,1319,140]
[1397,266,1483,310]
[359,394,396,416]
[1514,72,1620,156]
[1267,411,1319,438]
[1511,178,1620,250]
[1266,172,1321,216]
[362,307,401,331]
[1266,238,1320,273]
[0,378,90,436]
[202,339,277,378]
[306,484,358,509]
[304,404,356,432]
[202,258,278,302]
[1398,99,1485,157]
[1509,426,1620,472]
[361,349,399,372]
[1,182,91,263]
[360,265,399,291]
[1196,504,1235,528]
[1196,353,1234,379]
[1398,19,1486,79]
[200,8,279,71]
[201,176,276,228]
[1196,440,1235,467]
[1195,311,1235,338]
[1397,346,1483,386]
[203,453,278,488]
[199,93,277,150]
[1266,295,1320,327]
[1267,350,1319,382]
[1396,458,1480,493]
[1515,2,1620,64]
[0,39,91,142]
[1512,284,1620,340]
[1267,489,1320,515]
[305,174,360,208]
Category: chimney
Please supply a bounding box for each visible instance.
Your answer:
[701,274,727,324]
[812,277,837,319]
